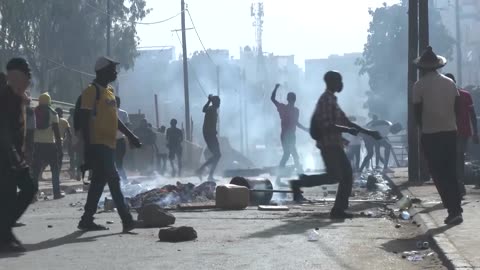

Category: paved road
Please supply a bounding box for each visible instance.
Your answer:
[0,185,447,270]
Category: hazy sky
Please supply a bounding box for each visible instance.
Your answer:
[137,0,400,67]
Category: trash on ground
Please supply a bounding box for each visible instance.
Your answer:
[69,201,83,207]
[137,204,176,228]
[395,224,401,228]
[158,226,197,242]
[177,202,216,210]
[258,205,289,211]
[400,211,411,220]
[397,195,413,210]
[307,228,320,242]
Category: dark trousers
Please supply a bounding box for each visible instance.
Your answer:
[115,138,127,180]
[157,153,167,175]
[293,145,353,211]
[456,136,468,195]
[168,146,182,176]
[0,167,36,242]
[279,132,302,172]
[346,144,361,172]
[32,143,61,196]
[421,131,462,215]
[199,134,221,178]
[81,145,132,224]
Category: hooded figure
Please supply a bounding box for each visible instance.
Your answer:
[35,92,56,130]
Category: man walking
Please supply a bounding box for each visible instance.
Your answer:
[32,92,63,199]
[196,95,221,181]
[444,73,479,198]
[413,46,463,225]
[271,84,308,183]
[166,119,183,177]
[290,71,380,219]
[0,58,37,252]
[77,56,141,232]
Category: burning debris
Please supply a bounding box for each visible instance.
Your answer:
[129,181,217,209]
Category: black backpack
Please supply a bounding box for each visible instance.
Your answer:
[73,83,100,132]
[309,111,322,141]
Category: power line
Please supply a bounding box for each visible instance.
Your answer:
[186,9,216,66]
[85,2,184,25]
[20,46,96,77]
[174,32,208,97]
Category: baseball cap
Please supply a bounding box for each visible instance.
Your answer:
[94,56,120,72]
[6,57,31,78]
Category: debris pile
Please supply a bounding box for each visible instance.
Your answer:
[129,181,217,209]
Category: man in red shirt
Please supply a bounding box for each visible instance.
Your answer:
[445,73,479,197]
[271,84,308,185]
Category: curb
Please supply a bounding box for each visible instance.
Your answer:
[387,176,473,270]
[38,182,86,195]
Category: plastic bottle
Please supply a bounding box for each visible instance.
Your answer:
[400,211,411,220]
[307,228,320,241]
[397,195,412,210]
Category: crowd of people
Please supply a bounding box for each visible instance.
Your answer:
[0,44,475,252]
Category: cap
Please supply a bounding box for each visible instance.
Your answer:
[94,56,120,72]
[6,57,31,77]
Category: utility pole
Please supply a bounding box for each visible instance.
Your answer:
[181,0,191,142]
[418,0,430,182]
[455,0,463,86]
[106,0,111,56]
[216,65,220,135]
[407,0,419,182]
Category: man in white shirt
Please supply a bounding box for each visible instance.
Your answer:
[413,46,463,225]
[32,92,63,199]
[115,96,130,181]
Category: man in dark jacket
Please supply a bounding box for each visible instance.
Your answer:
[0,58,37,252]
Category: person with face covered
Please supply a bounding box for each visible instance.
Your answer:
[196,95,221,181]
[290,71,381,219]
[77,56,141,232]
[0,58,37,252]
[271,84,309,185]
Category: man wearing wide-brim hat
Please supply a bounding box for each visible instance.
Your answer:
[413,46,463,225]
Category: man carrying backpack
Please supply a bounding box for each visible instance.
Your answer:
[31,92,64,199]
[77,56,141,232]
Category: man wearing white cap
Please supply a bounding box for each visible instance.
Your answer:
[77,56,141,232]
[413,46,463,225]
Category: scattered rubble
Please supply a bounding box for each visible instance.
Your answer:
[137,204,176,228]
[159,226,197,242]
[129,181,216,209]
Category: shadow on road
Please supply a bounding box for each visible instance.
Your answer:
[25,231,125,252]
[381,225,453,254]
[244,212,345,239]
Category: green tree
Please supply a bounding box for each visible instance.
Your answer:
[357,2,455,122]
[0,0,150,102]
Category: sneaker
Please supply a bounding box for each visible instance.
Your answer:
[53,194,65,200]
[289,180,304,203]
[78,220,109,231]
[444,214,463,225]
[330,209,354,219]
[122,220,137,233]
